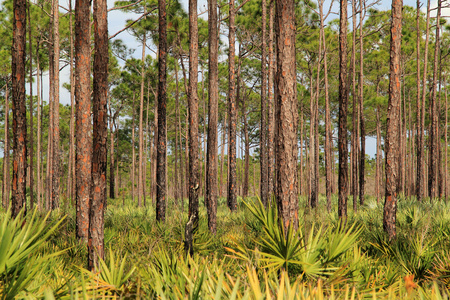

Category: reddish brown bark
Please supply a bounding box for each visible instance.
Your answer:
[275,0,298,232]
[383,0,402,241]
[260,0,268,207]
[27,0,34,210]
[75,0,91,242]
[11,0,27,218]
[88,0,108,270]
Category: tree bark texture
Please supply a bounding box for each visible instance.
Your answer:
[27,0,34,210]
[75,0,91,242]
[351,0,358,212]
[188,0,199,235]
[275,0,298,232]
[358,0,365,206]
[338,0,349,222]
[384,0,402,241]
[227,0,237,212]
[88,0,108,270]
[260,0,268,207]
[2,84,10,210]
[52,0,61,210]
[415,0,423,201]
[11,0,27,218]
[267,0,275,198]
[206,0,218,234]
[138,35,146,208]
[156,0,167,222]
[428,0,440,200]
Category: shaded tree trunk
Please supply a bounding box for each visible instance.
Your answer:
[27,0,34,210]
[2,84,10,210]
[351,0,358,212]
[206,0,218,233]
[69,0,75,203]
[75,0,92,242]
[187,0,200,238]
[338,0,349,222]
[260,0,268,207]
[267,0,274,200]
[37,50,41,209]
[156,0,167,222]
[415,0,423,201]
[384,0,402,241]
[275,0,298,232]
[376,106,381,203]
[358,0,365,205]
[428,0,440,200]
[131,93,136,203]
[138,34,146,207]
[11,0,27,217]
[227,0,237,211]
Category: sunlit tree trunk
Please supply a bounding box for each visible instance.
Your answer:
[351,0,358,212]
[138,34,146,207]
[69,0,75,203]
[75,0,92,242]
[260,0,268,207]
[275,0,298,232]
[267,0,274,199]
[89,0,108,270]
[358,0,365,206]
[27,0,34,210]
[131,94,136,203]
[2,84,10,210]
[384,0,402,241]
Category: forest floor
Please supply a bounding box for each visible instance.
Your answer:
[2,194,450,299]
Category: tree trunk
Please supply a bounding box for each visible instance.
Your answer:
[351,0,358,212]
[51,0,61,210]
[11,0,27,218]
[260,0,268,207]
[227,0,237,211]
[89,0,108,270]
[69,0,75,203]
[37,52,41,209]
[267,0,274,200]
[243,90,250,198]
[444,76,448,200]
[320,0,332,212]
[275,0,298,232]
[27,0,34,210]
[156,0,167,222]
[131,93,136,202]
[175,60,180,205]
[309,74,316,208]
[376,106,381,202]
[358,0,365,206]
[415,0,422,201]
[384,0,402,241]
[338,0,349,222]
[109,98,115,199]
[2,84,10,210]
[187,0,200,238]
[428,0,440,200]
[138,34,146,208]
[205,0,219,233]
[75,0,91,242]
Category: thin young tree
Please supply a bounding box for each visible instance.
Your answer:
[138,33,146,208]
[186,0,199,248]
[428,0,441,200]
[11,0,27,218]
[275,0,298,232]
[51,0,61,210]
[351,0,358,212]
[227,0,237,212]
[260,0,268,207]
[358,0,365,205]
[156,0,167,222]
[206,0,218,233]
[338,0,349,222]
[415,0,422,201]
[383,0,402,241]
[27,0,34,209]
[2,83,10,210]
[75,0,92,242]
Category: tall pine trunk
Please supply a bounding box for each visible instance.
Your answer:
[358,0,365,205]
[275,0,298,232]
[27,0,34,210]
[428,0,440,200]
[338,0,349,221]
[351,0,358,212]
[206,0,219,233]
[267,0,274,199]
[260,0,268,206]
[156,0,167,221]
[227,0,237,211]
[2,84,10,210]
[138,35,146,207]
[415,0,423,201]
[384,0,402,241]
[75,0,92,242]
[11,0,27,217]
